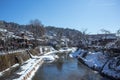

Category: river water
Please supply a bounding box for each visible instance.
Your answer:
[32,53,110,80]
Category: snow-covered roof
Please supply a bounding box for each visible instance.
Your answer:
[0,28,7,32]
[13,36,22,39]
[88,33,117,41]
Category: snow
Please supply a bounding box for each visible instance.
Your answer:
[83,52,120,79]
[41,47,74,62]
[101,57,120,79]
[71,49,108,70]
[0,64,19,77]
[0,28,7,32]
[39,47,43,54]
[41,55,55,61]
[84,52,108,70]
[69,54,73,58]
[59,48,71,53]
[14,58,43,80]
[16,59,36,75]
[69,49,84,58]
[42,53,59,62]
[71,48,120,79]
[69,49,79,58]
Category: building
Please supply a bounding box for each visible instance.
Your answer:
[88,33,117,46]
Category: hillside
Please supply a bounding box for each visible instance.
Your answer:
[45,26,82,46]
[0,20,83,47]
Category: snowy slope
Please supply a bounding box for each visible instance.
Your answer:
[101,56,120,79]
[69,49,84,58]
[84,52,108,71]
[73,49,120,79]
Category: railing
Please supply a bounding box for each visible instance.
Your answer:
[0,48,29,55]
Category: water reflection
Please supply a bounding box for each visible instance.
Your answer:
[56,59,63,71]
[33,53,110,80]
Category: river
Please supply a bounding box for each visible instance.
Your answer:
[32,53,110,80]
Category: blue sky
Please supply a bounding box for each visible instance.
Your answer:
[0,0,120,34]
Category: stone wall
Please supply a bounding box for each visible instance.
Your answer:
[0,51,31,71]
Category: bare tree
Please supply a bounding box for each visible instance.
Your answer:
[29,19,45,38]
[117,29,120,40]
[30,19,42,26]
[29,19,45,47]
[100,29,111,39]
[81,29,89,48]
[101,29,110,34]
[100,29,111,47]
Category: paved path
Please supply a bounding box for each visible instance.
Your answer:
[0,49,29,55]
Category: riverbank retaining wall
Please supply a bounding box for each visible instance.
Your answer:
[0,47,41,72]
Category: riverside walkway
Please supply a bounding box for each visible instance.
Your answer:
[0,49,29,55]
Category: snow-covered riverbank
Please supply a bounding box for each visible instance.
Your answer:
[14,58,44,80]
[11,47,75,80]
[0,64,19,77]
[70,49,120,79]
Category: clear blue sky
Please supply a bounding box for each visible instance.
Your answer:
[0,0,120,34]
